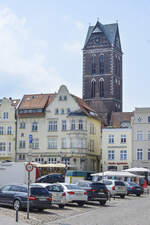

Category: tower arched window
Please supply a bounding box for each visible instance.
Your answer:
[99,55,104,74]
[99,78,104,97]
[91,80,96,98]
[91,55,96,75]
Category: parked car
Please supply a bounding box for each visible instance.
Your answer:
[124,181,144,196]
[36,173,65,183]
[100,179,127,198]
[58,183,88,206]
[76,180,110,205]
[0,184,52,210]
[34,183,66,208]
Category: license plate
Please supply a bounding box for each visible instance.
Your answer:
[76,192,82,195]
[39,198,47,201]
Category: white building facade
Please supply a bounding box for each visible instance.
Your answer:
[132,108,150,169]
[102,128,132,171]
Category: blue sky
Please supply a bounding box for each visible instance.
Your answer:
[0,0,150,112]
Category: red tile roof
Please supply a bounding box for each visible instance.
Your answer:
[19,94,56,110]
[111,112,133,127]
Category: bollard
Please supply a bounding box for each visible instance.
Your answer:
[16,209,18,222]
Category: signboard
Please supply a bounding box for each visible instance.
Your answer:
[25,163,33,172]
[29,134,33,144]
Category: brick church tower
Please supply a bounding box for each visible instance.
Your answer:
[82,20,122,124]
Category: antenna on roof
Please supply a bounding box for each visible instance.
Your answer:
[116,19,118,23]
[89,22,91,26]
[97,17,99,22]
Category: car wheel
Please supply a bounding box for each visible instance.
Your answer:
[38,208,44,211]
[58,204,65,209]
[136,193,141,197]
[77,202,84,206]
[120,195,125,199]
[99,200,106,206]
[13,199,21,210]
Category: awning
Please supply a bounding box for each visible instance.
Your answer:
[122,167,150,172]
[91,171,140,177]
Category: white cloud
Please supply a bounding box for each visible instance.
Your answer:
[75,21,85,31]
[63,42,82,54]
[0,8,63,96]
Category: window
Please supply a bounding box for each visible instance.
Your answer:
[148,116,150,123]
[3,112,8,119]
[99,78,104,97]
[108,135,114,144]
[71,120,75,130]
[148,131,150,140]
[92,55,96,74]
[79,120,83,130]
[48,158,57,164]
[20,122,25,129]
[120,150,127,160]
[61,109,64,114]
[48,121,57,132]
[19,141,26,149]
[61,157,70,165]
[32,122,38,131]
[89,140,94,152]
[99,55,104,74]
[0,142,6,151]
[121,135,126,143]
[108,150,115,160]
[59,96,62,101]
[8,142,11,152]
[55,108,59,114]
[61,138,66,148]
[48,138,57,149]
[7,127,12,135]
[78,138,84,148]
[67,108,70,114]
[64,96,67,100]
[62,120,67,131]
[91,80,96,98]
[137,149,143,160]
[90,123,94,134]
[32,139,39,149]
[0,126,4,135]
[70,138,76,148]
[137,131,142,141]
[148,149,150,160]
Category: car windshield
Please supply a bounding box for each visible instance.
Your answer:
[102,180,112,185]
[115,181,125,186]
[30,187,49,196]
[129,182,139,187]
[91,183,106,189]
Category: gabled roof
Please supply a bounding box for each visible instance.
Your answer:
[71,95,97,117]
[19,94,56,110]
[83,21,118,49]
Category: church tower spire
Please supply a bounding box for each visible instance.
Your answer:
[82,20,123,124]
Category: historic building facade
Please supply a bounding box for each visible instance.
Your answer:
[132,108,150,169]
[82,21,123,124]
[0,98,19,161]
[16,85,101,171]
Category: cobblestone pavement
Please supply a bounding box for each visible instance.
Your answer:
[0,194,150,225]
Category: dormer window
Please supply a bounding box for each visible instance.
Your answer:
[59,96,62,101]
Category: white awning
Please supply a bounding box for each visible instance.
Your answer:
[122,167,150,172]
[91,171,139,177]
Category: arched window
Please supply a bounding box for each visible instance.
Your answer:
[99,78,104,97]
[92,55,96,75]
[91,80,96,98]
[99,55,104,74]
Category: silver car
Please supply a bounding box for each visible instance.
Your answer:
[100,179,127,198]
[34,183,66,208]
